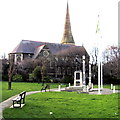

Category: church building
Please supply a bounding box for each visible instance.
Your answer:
[9,3,89,79]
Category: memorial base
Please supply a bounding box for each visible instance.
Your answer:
[63,86,84,92]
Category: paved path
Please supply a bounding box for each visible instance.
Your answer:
[0,87,64,119]
[89,88,120,95]
[0,87,120,119]
[0,88,64,111]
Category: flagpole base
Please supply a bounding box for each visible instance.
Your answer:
[101,87,103,89]
[98,92,101,95]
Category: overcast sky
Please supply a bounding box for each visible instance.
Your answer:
[0,0,118,58]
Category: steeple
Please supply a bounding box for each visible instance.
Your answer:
[61,2,75,45]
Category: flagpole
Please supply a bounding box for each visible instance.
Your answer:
[100,50,103,89]
[96,14,101,94]
[98,55,101,94]
[98,46,101,94]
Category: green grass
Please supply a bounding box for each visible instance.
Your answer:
[93,84,120,90]
[3,92,119,119]
[2,82,120,118]
[1,81,66,102]
[1,82,120,102]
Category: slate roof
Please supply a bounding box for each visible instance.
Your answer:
[32,45,45,59]
[11,40,89,57]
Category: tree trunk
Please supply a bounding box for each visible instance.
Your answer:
[8,76,12,90]
[8,54,15,90]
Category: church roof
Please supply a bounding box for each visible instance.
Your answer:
[32,45,45,59]
[11,40,88,57]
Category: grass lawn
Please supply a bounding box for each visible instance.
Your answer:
[1,82,120,102]
[93,84,120,90]
[3,92,119,119]
[1,81,66,102]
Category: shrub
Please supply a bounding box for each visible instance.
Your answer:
[12,74,23,82]
[62,76,73,84]
[52,78,61,83]
[28,73,35,82]
[2,74,8,81]
[43,76,52,83]
[33,66,42,83]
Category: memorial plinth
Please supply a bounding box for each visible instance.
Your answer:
[74,71,83,87]
[64,71,85,92]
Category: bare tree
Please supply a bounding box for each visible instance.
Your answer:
[90,47,98,83]
[103,46,120,83]
[8,55,15,90]
[90,47,98,65]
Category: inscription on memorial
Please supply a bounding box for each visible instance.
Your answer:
[76,73,80,79]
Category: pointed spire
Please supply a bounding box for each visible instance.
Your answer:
[61,2,75,45]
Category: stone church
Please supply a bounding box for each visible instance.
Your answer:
[9,3,89,79]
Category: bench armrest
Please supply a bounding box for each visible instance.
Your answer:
[12,96,21,101]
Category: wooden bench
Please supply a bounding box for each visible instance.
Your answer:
[41,84,50,92]
[12,91,26,108]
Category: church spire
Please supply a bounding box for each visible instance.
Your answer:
[61,2,75,45]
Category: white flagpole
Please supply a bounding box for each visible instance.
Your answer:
[96,15,101,94]
[98,53,101,94]
[99,19,103,89]
[100,56,103,89]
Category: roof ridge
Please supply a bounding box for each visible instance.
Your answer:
[21,39,77,47]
